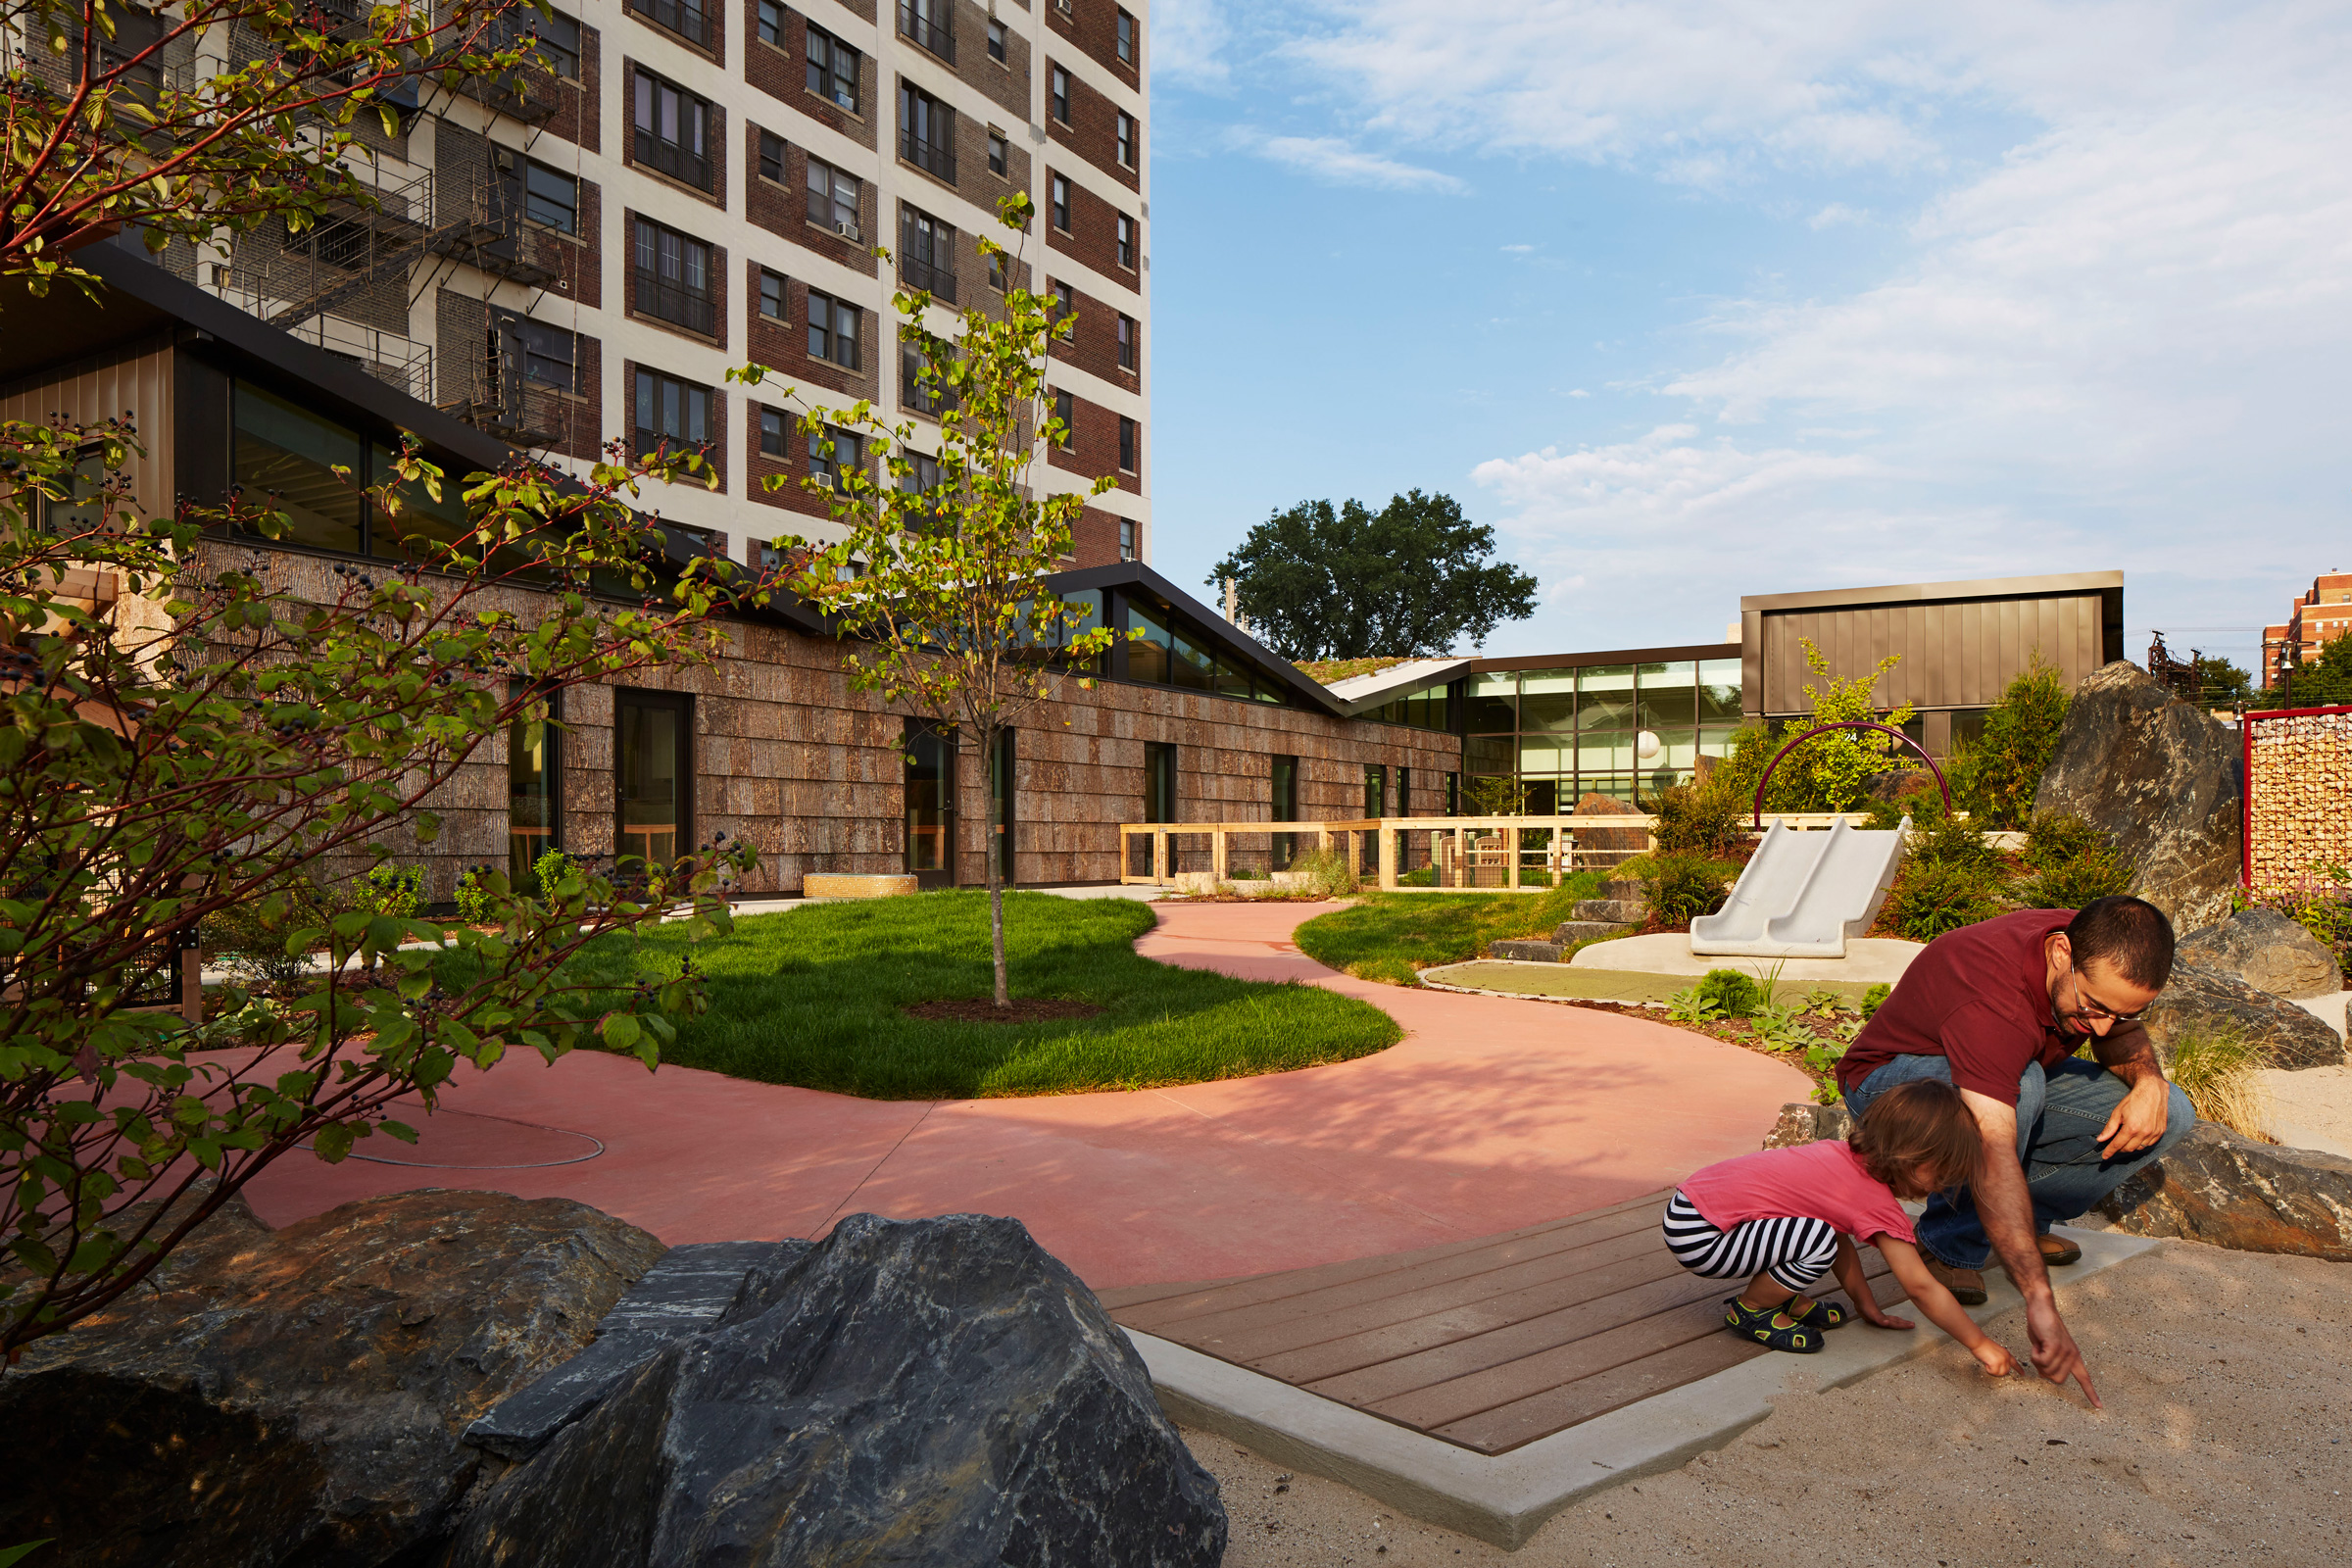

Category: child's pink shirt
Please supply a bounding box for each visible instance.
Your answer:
[1679,1140,1916,1246]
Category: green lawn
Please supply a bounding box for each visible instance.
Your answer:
[1294,873,1610,985]
[459,890,1400,1099]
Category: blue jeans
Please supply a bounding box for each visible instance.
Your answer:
[1844,1053,2196,1271]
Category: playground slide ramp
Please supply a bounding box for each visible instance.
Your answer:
[1690,817,1909,959]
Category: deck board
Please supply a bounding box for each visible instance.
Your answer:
[1105,1190,1918,1456]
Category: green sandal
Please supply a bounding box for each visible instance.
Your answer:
[1785,1295,1850,1331]
[1724,1298,1825,1353]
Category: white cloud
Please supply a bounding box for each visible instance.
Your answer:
[1500,242,1535,253]
[1231,131,1469,194]
[1567,388,1590,397]
[1808,202,1869,229]
[1152,0,1233,86]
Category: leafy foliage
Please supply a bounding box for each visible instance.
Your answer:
[1694,967,1764,1019]
[1650,779,1753,860]
[2016,847,2136,909]
[1907,811,2002,877]
[2023,809,2103,870]
[363,862,425,919]
[1946,656,2071,828]
[1706,640,1916,815]
[2277,626,2352,708]
[1208,491,1538,661]
[2162,1026,2271,1140]
[455,867,496,926]
[1459,774,1532,816]
[1883,861,2007,941]
[0,413,749,1357]
[1284,846,1360,899]
[1860,982,1892,1018]
[1644,851,1731,926]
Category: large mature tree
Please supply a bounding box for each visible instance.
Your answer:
[0,414,749,1360]
[2,0,539,291]
[1208,491,1537,662]
[2278,628,2352,709]
[732,194,1122,1011]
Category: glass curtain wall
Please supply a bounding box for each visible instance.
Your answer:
[1463,659,1743,808]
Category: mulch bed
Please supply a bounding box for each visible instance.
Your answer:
[901,998,1105,1024]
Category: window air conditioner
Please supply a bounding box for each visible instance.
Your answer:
[837,220,862,241]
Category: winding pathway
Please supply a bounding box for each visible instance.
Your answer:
[238,900,1811,1288]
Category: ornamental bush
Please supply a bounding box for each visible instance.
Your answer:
[1695,967,1765,1018]
[1884,861,2006,941]
[1948,657,2071,829]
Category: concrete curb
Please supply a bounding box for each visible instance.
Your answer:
[1133,1223,2162,1550]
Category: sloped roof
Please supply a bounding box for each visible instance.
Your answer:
[1321,657,1475,713]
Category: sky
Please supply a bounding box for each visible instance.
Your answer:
[1142,0,2352,675]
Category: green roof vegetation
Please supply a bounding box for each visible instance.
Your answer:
[1295,655,1416,686]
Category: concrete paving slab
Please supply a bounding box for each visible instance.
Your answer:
[1570,932,1923,985]
[1134,1223,2161,1549]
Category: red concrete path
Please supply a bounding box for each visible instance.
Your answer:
[239,901,1810,1288]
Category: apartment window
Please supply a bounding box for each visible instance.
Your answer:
[988,128,1007,176]
[806,158,860,237]
[807,24,860,112]
[522,161,576,233]
[526,10,581,77]
[900,450,946,530]
[988,249,1005,291]
[1115,214,1134,269]
[1118,416,1137,473]
[629,0,709,51]
[1115,111,1135,169]
[1118,517,1136,561]
[633,367,710,451]
[509,317,578,391]
[759,267,786,319]
[899,0,955,61]
[1049,66,1069,124]
[509,684,561,884]
[1116,313,1136,370]
[1050,174,1070,230]
[900,82,956,182]
[1049,279,1074,328]
[632,216,712,334]
[902,343,955,416]
[807,289,860,368]
[808,425,861,486]
[756,0,783,45]
[759,406,787,455]
[900,206,956,302]
[758,129,786,183]
[632,72,710,191]
[1052,388,1073,447]
[987,19,1005,61]
[1116,8,1137,65]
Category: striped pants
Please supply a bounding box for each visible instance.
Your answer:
[1662,1191,1838,1292]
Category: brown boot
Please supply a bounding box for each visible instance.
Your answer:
[1923,1252,1988,1306]
[2038,1232,2082,1266]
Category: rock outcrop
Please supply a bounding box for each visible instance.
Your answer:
[2176,906,2344,1001]
[2032,661,2243,932]
[1574,876,1650,926]
[447,1212,1226,1568]
[1761,1102,1854,1149]
[2143,960,2346,1071]
[0,1189,664,1568]
[2097,1122,2352,1260]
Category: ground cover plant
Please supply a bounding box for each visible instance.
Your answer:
[448,892,1401,1098]
[1874,809,2136,941]
[1662,965,1861,1103]
[1291,874,1607,984]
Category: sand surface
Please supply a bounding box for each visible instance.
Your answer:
[1188,1241,2350,1567]
[2260,1063,2352,1158]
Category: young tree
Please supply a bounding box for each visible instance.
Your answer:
[0,414,750,1360]
[3,0,542,291]
[1947,655,2071,828]
[730,194,1121,1011]
[1209,491,1538,661]
[1712,640,1917,813]
[2278,627,2352,708]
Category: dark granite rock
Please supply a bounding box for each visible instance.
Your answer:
[446,1212,1226,1568]
[1760,1102,1854,1149]
[1488,940,1564,962]
[2097,1122,2352,1260]
[0,1189,664,1568]
[1574,794,1650,856]
[2032,661,2243,932]
[1551,920,1630,946]
[2176,906,2344,1001]
[1575,898,1649,924]
[2143,959,2346,1071]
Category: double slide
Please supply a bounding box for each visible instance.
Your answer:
[1690,817,1910,959]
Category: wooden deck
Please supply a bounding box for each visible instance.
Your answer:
[1101,1190,1909,1456]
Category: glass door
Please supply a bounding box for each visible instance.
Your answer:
[906,718,956,889]
[615,690,691,875]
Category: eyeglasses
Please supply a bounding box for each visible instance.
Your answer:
[2068,966,2150,1024]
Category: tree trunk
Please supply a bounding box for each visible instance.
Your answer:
[983,720,1010,1009]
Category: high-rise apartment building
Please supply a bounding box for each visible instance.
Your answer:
[2263,569,2352,686]
[169,0,1152,569]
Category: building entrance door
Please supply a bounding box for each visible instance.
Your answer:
[905,718,956,889]
[615,690,691,874]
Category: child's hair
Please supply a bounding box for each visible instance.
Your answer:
[1848,1080,1982,1192]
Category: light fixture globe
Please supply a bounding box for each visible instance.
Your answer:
[1636,729,1662,761]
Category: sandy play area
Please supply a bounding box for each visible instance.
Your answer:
[1188,1241,2350,1567]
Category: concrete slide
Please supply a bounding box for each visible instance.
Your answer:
[1690,817,1909,959]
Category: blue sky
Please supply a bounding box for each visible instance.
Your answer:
[1142,2,2352,675]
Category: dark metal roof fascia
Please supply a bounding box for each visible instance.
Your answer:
[1045,560,1349,715]
[1456,642,1742,674]
[1740,570,2126,614]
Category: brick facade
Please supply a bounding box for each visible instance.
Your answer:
[1048,276,1141,391]
[624,0,726,64]
[1047,0,1140,89]
[1044,165,1139,287]
[619,59,730,209]
[743,1,880,150]
[530,21,602,153]
[1047,386,1139,494]
[1046,55,1139,192]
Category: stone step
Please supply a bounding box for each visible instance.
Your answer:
[1598,878,1648,902]
[1551,920,1630,947]
[1486,940,1563,963]
[1574,899,1647,924]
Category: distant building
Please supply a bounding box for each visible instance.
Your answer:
[2262,570,2352,688]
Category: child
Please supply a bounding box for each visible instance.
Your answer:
[1661,1079,2022,1372]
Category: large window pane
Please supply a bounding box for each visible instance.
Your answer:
[1518,671,1575,734]
[1127,599,1170,684]
[1576,664,1637,731]
[1637,668,1697,757]
[1169,620,1216,691]
[1465,734,1515,774]
[1699,658,1743,725]
[1517,735,1569,774]
[509,686,560,884]
[1465,672,1516,733]
[233,382,362,552]
[369,442,471,562]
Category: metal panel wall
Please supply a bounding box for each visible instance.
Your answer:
[0,339,175,518]
[1754,591,2107,718]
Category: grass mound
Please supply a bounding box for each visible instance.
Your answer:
[462,890,1400,1100]
[1292,873,1608,984]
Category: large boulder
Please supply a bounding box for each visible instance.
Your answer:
[1574,794,1650,856]
[2032,661,2243,933]
[2097,1122,2352,1260]
[2176,906,2344,1001]
[0,1189,665,1568]
[2144,960,2346,1071]
[446,1212,1227,1568]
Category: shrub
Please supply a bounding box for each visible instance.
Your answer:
[1645,851,1731,926]
[1286,847,1359,899]
[1860,982,1892,1018]
[456,868,498,925]
[1884,861,2005,942]
[1906,812,2000,876]
[202,874,336,995]
[1947,657,2071,829]
[1651,780,1753,860]
[364,861,425,919]
[1863,779,1951,832]
[530,848,578,900]
[2023,810,2103,872]
[2164,1026,2271,1140]
[1695,967,1764,1018]
[2016,845,2136,909]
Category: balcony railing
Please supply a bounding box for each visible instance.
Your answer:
[635,131,711,192]
[634,270,715,335]
[901,130,956,185]
[897,3,956,62]
[633,0,709,47]
[901,253,958,304]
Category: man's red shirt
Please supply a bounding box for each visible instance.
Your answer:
[1837,907,2085,1104]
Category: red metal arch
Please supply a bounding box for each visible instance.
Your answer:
[1750,720,1952,828]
